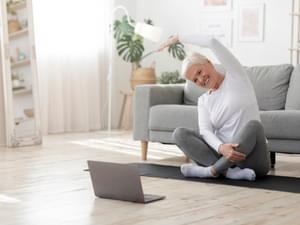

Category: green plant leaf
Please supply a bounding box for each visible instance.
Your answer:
[113,16,135,42]
[168,42,186,61]
[116,35,144,63]
[158,70,186,84]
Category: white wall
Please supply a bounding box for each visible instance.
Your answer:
[132,0,292,76]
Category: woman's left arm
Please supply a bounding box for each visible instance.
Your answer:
[158,34,246,78]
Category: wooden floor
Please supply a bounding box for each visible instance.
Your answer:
[0,131,300,225]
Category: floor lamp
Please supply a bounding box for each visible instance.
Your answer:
[107,5,162,131]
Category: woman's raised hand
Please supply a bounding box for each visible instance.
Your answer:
[218,143,246,162]
[157,35,179,52]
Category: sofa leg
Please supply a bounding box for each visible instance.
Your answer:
[141,141,148,161]
[270,152,276,168]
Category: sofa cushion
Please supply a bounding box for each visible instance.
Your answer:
[149,105,198,131]
[285,65,300,109]
[260,110,300,139]
[246,64,293,110]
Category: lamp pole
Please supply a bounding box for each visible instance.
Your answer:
[107,5,162,132]
[107,5,134,132]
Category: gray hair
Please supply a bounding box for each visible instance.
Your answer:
[181,52,208,79]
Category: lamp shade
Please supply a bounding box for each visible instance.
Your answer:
[134,22,162,42]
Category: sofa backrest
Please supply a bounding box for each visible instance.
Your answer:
[183,64,293,111]
[245,64,293,110]
[285,64,300,110]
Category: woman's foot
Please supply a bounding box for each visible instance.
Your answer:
[180,163,218,178]
[225,167,256,181]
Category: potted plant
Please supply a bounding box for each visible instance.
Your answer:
[113,16,186,89]
[158,70,186,84]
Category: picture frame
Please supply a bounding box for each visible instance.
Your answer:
[200,0,232,12]
[238,3,265,42]
[200,18,233,47]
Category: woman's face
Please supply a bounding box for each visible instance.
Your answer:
[185,61,218,89]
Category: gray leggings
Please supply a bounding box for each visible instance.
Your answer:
[172,120,270,177]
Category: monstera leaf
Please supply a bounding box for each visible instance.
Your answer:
[116,34,144,63]
[113,16,186,66]
[168,42,186,61]
[113,16,134,42]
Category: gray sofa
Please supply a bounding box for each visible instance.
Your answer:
[133,64,300,168]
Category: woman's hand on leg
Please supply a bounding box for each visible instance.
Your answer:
[218,143,246,162]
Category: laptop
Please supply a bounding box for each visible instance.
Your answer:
[87,160,165,203]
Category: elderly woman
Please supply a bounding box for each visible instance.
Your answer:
[158,34,270,181]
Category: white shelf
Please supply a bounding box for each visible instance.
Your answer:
[15,117,34,125]
[289,48,300,51]
[290,12,300,16]
[9,28,28,40]
[13,88,32,95]
[11,59,31,68]
[2,0,42,147]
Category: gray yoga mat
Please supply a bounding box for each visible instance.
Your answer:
[130,163,300,194]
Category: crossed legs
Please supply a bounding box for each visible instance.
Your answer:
[172,120,270,180]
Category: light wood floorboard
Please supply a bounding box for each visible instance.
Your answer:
[0,130,300,225]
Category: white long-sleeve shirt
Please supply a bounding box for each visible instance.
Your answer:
[180,34,260,152]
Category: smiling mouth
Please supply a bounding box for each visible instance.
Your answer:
[205,78,209,87]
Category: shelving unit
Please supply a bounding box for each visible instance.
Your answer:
[289,0,300,64]
[15,117,34,125]
[9,28,28,39]
[13,88,32,95]
[0,0,42,147]
[11,58,30,68]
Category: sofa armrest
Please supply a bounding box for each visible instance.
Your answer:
[133,84,185,141]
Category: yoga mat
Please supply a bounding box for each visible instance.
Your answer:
[130,163,300,194]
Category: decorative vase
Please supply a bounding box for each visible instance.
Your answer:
[130,67,156,90]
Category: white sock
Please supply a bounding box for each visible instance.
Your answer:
[180,163,216,178]
[225,167,256,181]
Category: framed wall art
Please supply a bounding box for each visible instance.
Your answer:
[200,19,233,47]
[200,0,232,11]
[238,3,265,42]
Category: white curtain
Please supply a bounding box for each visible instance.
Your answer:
[32,0,111,134]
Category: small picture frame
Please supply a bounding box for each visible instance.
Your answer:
[238,3,265,42]
[200,0,232,12]
[200,19,233,47]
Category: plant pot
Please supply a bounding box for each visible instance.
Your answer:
[130,67,156,90]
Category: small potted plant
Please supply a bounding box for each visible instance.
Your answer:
[158,70,186,84]
[113,16,186,89]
